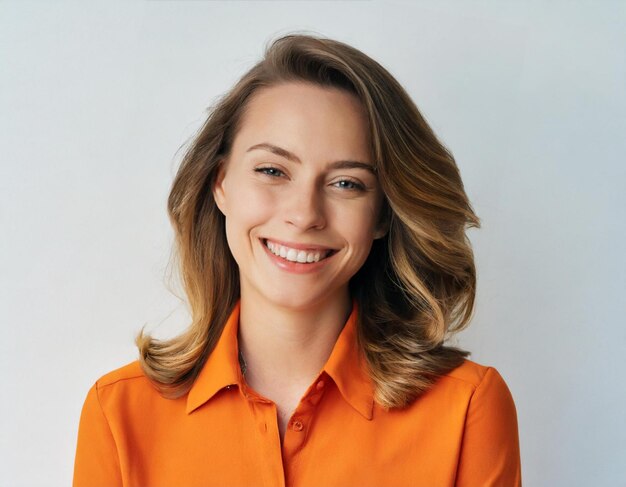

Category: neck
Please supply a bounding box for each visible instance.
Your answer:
[237,287,352,392]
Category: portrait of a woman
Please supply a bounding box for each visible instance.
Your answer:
[73,33,521,486]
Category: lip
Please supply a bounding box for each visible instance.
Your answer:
[260,238,338,274]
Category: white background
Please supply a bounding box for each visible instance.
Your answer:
[1,1,625,486]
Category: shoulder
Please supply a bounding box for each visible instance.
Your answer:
[88,360,157,405]
[424,358,517,412]
[445,358,491,385]
[441,358,512,392]
[81,360,164,419]
[93,360,146,388]
[440,358,518,422]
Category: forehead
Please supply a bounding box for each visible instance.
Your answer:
[232,82,372,161]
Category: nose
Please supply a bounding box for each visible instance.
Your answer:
[284,181,326,231]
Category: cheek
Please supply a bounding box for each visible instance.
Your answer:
[339,201,380,238]
[224,182,278,248]
[333,204,379,265]
[233,186,277,224]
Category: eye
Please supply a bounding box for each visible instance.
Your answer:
[254,166,285,178]
[332,179,366,192]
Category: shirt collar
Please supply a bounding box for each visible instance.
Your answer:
[186,298,375,420]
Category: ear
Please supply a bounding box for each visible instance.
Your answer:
[373,221,389,240]
[373,200,390,239]
[212,159,227,215]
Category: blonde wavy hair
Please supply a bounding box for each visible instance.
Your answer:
[136,32,481,409]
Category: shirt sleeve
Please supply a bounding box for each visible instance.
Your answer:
[73,382,123,487]
[455,367,522,487]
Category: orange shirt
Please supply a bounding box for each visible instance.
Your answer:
[73,299,521,487]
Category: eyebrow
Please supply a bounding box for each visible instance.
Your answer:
[246,143,377,174]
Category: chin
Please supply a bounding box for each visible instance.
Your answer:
[268,292,323,311]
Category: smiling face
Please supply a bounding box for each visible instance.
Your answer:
[212,81,387,311]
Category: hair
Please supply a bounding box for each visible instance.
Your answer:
[136,32,481,409]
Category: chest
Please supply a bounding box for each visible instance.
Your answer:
[115,381,468,487]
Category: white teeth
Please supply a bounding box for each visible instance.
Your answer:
[264,239,329,264]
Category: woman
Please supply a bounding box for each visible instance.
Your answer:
[74,33,521,486]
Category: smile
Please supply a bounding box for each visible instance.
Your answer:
[262,238,336,264]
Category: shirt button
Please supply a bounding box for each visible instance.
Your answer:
[292,420,304,432]
[316,380,325,390]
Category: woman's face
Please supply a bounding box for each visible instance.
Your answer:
[213,81,386,311]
